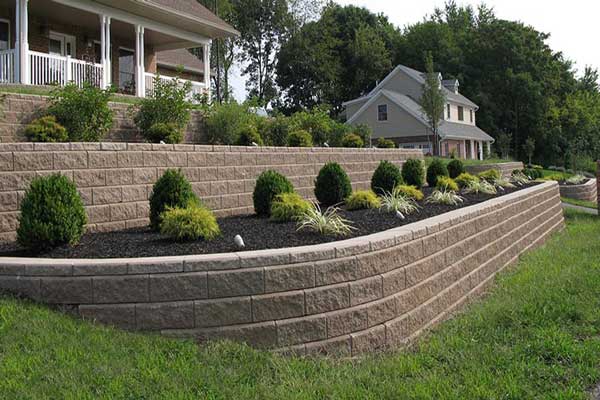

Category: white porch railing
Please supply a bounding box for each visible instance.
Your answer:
[29,51,103,88]
[0,49,15,83]
[144,72,206,102]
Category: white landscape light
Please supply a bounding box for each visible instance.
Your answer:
[234,234,245,248]
[251,142,259,147]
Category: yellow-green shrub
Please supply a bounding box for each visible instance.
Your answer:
[394,185,424,201]
[477,169,501,181]
[160,205,220,242]
[436,176,459,192]
[346,190,381,210]
[455,173,479,188]
[270,193,311,222]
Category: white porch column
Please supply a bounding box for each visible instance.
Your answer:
[478,140,484,160]
[135,25,145,98]
[15,0,29,84]
[203,42,211,99]
[470,139,475,160]
[100,15,112,89]
[487,141,491,157]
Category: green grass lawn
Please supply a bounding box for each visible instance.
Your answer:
[1,209,600,399]
[562,197,598,209]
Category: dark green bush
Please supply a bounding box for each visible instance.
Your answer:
[447,159,465,178]
[17,174,87,250]
[287,130,313,147]
[264,116,290,146]
[48,83,113,141]
[237,124,264,146]
[426,158,449,187]
[204,102,252,145]
[253,170,294,216]
[341,133,364,148]
[135,76,192,134]
[25,116,68,143]
[353,124,372,146]
[402,159,425,188]
[523,167,542,179]
[328,122,351,147]
[149,169,198,231]
[144,122,183,144]
[314,162,352,206]
[289,106,332,145]
[371,160,403,195]
[376,137,396,148]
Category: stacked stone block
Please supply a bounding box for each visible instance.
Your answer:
[559,178,597,202]
[465,161,523,178]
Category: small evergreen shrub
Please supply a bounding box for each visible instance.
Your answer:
[341,133,364,148]
[523,167,543,179]
[264,116,290,146]
[376,137,396,148]
[160,205,220,242]
[447,159,465,178]
[270,192,311,222]
[135,76,192,134]
[346,190,381,210]
[144,122,183,144]
[314,162,352,206]
[25,116,68,142]
[253,170,294,216]
[402,159,425,188]
[17,174,87,250]
[436,176,459,192]
[478,169,501,181]
[149,169,198,231]
[48,83,113,141]
[426,158,449,187]
[237,124,264,146]
[394,185,424,201]
[455,173,479,188]
[371,160,403,196]
[287,130,313,147]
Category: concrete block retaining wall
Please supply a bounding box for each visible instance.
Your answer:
[466,161,523,178]
[559,178,597,202]
[0,182,564,356]
[0,143,422,241]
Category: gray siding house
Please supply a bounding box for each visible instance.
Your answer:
[343,65,494,159]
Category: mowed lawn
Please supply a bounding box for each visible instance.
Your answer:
[1,209,600,399]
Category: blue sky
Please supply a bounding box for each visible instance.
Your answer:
[229,0,599,101]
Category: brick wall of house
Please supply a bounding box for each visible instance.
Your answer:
[0,143,423,241]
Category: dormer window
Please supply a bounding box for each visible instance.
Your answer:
[458,106,464,121]
[378,104,388,121]
[470,109,474,123]
[447,104,451,119]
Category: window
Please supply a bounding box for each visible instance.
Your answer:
[446,104,451,119]
[118,48,135,94]
[458,106,464,121]
[377,104,388,121]
[470,109,474,123]
[0,19,9,51]
[49,32,76,57]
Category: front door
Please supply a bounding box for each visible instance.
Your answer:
[118,48,135,94]
[49,32,76,57]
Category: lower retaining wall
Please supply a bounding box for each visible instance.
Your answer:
[0,182,564,356]
[559,178,597,202]
[466,161,523,178]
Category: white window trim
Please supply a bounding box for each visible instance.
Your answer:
[458,105,464,121]
[0,18,10,51]
[377,104,388,122]
[49,30,77,57]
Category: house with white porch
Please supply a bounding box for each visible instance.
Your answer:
[0,0,238,99]
[343,64,494,160]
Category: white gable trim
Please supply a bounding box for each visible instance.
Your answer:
[346,90,428,128]
[367,66,404,97]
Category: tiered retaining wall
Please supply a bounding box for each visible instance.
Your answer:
[0,182,564,356]
[559,178,597,202]
[466,161,523,178]
[0,143,422,241]
[0,92,204,143]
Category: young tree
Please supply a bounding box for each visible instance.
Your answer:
[522,137,535,165]
[496,132,512,160]
[419,52,446,156]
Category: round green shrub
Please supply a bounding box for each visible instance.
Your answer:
[237,124,264,146]
[253,170,294,216]
[447,159,465,178]
[144,122,183,144]
[426,158,449,187]
[376,137,396,148]
[314,162,352,206]
[160,205,220,242]
[25,116,68,143]
[17,174,87,250]
[341,133,364,148]
[149,169,198,231]
[371,160,403,195]
[346,190,381,210]
[402,159,425,188]
[270,192,311,222]
[287,129,313,147]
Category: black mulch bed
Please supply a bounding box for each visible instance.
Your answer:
[0,184,539,259]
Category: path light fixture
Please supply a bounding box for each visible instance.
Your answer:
[234,234,245,248]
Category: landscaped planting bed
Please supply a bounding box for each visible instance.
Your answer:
[0,184,538,259]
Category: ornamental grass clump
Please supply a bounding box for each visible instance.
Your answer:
[426,158,449,187]
[426,190,464,206]
[463,179,497,195]
[435,176,459,192]
[346,190,381,211]
[511,171,531,186]
[394,185,424,201]
[402,159,425,188]
[380,188,420,217]
[160,205,220,242]
[314,162,352,206]
[297,203,354,237]
[253,170,294,216]
[149,169,199,231]
[493,177,515,190]
[371,160,403,196]
[270,193,311,222]
[17,174,87,250]
[566,175,587,185]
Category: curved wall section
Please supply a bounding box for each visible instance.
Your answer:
[0,182,564,356]
[559,178,597,202]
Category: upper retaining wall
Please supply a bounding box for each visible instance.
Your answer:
[0,92,204,143]
[559,178,597,202]
[0,182,564,356]
[0,142,422,241]
[466,161,523,178]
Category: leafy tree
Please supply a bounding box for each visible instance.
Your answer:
[522,138,535,165]
[419,52,446,156]
[496,133,512,160]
